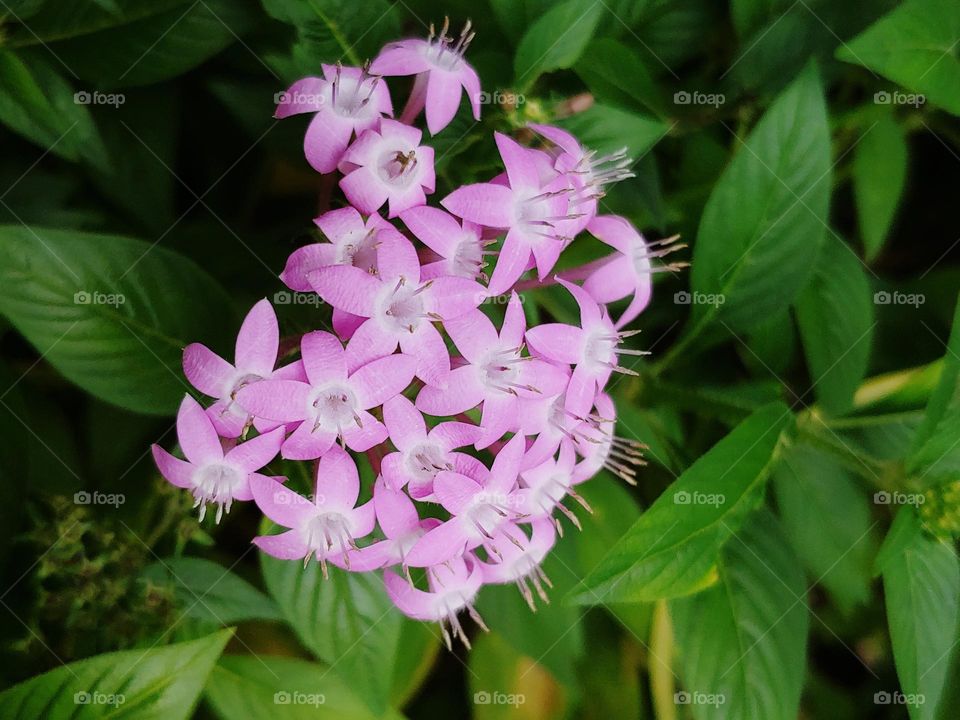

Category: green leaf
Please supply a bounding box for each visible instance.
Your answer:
[882,508,960,720]
[260,547,405,715]
[514,0,604,90]
[568,403,791,604]
[743,309,796,377]
[0,49,108,170]
[773,444,878,614]
[142,557,283,625]
[0,629,232,719]
[574,38,662,115]
[689,63,831,336]
[0,225,233,415]
[794,235,875,416]
[2,0,190,45]
[853,108,908,260]
[557,104,668,157]
[671,510,809,720]
[838,0,960,116]
[204,655,404,720]
[907,294,960,486]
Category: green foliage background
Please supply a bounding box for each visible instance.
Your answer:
[0,0,958,718]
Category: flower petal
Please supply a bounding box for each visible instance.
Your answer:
[235,299,279,376]
[300,330,347,385]
[405,519,470,567]
[340,165,389,215]
[304,111,353,174]
[443,309,498,364]
[280,243,337,292]
[342,411,389,452]
[224,426,285,473]
[350,353,417,409]
[315,445,360,510]
[425,70,464,135]
[383,394,427,451]
[236,380,311,423]
[441,182,514,227]
[374,478,420,538]
[525,323,584,364]
[487,229,532,296]
[495,132,540,191]
[250,474,315,528]
[308,264,380,317]
[281,421,336,460]
[400,321,450,387]
[399,205,463,257]
[177,395,223,464]
[182,344,233,398]
[416,365,484,416]
[152,444,194,489]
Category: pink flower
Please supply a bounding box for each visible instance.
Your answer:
[514,440,587,532]
[339,119,435,218]
[250,446,375,577]
[570,393,645,486]
[152,395,284,523]
[442,133,578,295]
[182,299,300,438]
[400,205,491,282]
[384,555,486,648]
[274,64,393,173]
[308,233,485,387]
[516,387,577,470]
[236,330,416,459]
[404,434,527,567]
[416,294,567,447]
[584,215,685,329]
[525,279,644,418]
[370,18,481,135]
[380,395,483,499]
[477,519,556,609]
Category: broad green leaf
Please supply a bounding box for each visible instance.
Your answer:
[0,49,108,170]
[838,0,960,116]
[574,38,662,115]
[204,655,404,720]
[0,225,233,415]
[576,613,644,720]
[730,0,790,39]
[557,104,668,157]
[743,309,796,377]
[0,629,232,719]
[907,294,960,486]
[142,557,283,625]
[389,621,440,709]
[671,511,809,720]
[689,63,830,335]
[260,547,405,715]
[49,0,258,88]
[569,403,791,604]
[882,508,960,720]
[853,109,908,260]
[514,0,603,90]
[773,444,878,614]
[795,235,875,416]
[2,0,189,45]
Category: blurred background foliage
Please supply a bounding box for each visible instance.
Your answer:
[0,0,958,718]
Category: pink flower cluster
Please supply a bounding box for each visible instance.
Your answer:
[153,20,675,648]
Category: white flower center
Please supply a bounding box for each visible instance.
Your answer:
[192,463,245,523]
[309,384,359,432]
[377,148,420,187]
[405,441,451,481]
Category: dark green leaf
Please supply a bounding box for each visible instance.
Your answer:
[574,38,662,115]
[853,108,908,260]
[557,104,668,157]
[514,0,604,90]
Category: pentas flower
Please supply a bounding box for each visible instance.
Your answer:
[152,396,284,523]
[236,330,416,459]
[338,119,435,218]
[250,446,374,577]
[584,215,685,329]
[417,293,567,447]
[370,17,481,135]
[381,395,484,500]
[477,519,556,610]
[570,393,646,486]
[400,205,491,282]
[529,123,635,234]
[443,133,579,295]
[404,434,527,567]
[515,440,588,533]
[526,279,646,418]
[275,64,393,173]
[384,555,486,649]
[309,231,485,387]
[183,299,294,438]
